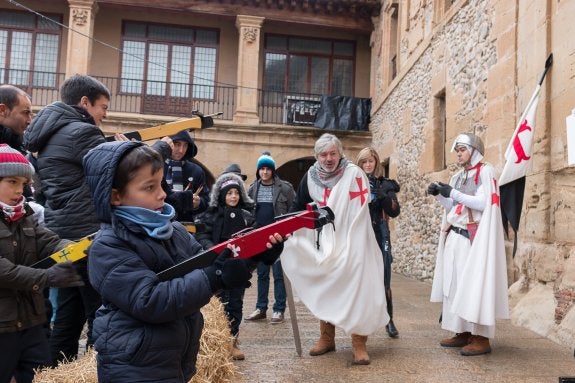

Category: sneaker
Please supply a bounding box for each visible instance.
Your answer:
[270,311,284,324]
[245,308,266,321]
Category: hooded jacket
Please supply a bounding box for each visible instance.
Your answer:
[83,141,212,383]
[23,101,105,240]
[194,172,254,249]
[162,130,209,222]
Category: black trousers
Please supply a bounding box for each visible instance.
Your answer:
[49,282,101,366]
[0,325,50,383]
[217,288,245,337]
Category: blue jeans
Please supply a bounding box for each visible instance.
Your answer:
[255,261,286,313]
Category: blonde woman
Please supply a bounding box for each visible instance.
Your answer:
[356,147,401,337]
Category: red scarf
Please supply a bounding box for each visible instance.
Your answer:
[0,196,27,222]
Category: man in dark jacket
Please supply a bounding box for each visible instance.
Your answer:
[23,75,171,366]
[0,85,32,153]
[162,129,210,222]
[23,74,110,366]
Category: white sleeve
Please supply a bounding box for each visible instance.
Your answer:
[435,195,453,211]
[449,185,486,211]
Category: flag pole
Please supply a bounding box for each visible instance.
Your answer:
[503,54,553,160]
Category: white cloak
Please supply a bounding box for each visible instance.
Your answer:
[430,163,509,330]
[282,163,389,335]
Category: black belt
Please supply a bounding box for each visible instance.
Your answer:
[449,226,469,239]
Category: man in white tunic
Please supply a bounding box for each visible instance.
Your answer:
[282,133,388,365]
[428,133,509,356]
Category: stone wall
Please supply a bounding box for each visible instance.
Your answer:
[371,0,496,281]
[371,0,575,349]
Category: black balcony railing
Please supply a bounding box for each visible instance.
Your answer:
[6,69,334,126]
[4,69,236,120]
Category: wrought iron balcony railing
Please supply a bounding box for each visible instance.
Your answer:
[5,69,328,126]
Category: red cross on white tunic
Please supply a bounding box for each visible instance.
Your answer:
[319,188,331,207]
[349,177,368,206]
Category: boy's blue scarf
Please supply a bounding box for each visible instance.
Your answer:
[114,204,175,240]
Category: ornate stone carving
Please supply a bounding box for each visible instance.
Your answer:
[242,27,258,43]
[72,8,89,26]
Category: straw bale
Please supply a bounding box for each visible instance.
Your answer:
[33,297,238,383]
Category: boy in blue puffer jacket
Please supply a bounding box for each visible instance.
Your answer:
[83,141,284,383]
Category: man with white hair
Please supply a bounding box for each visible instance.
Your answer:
[282,133,389,365]
[428,132,509,356]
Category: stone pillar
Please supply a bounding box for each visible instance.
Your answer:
[65,0,98,77]
[233,15,264,125]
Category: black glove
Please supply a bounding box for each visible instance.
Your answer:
[427,182,440,196]
[45,261,84,288]
[380,179,400,194]
[437,182,453,198]
[250,242,283,266]
[203,248,252,292]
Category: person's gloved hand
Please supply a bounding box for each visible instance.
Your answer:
[46,261,84,288]
[251,242,284,266]
[436,182,453,198]
[203,248,252,292]
[427,182,440,196]
[380,179,400,194]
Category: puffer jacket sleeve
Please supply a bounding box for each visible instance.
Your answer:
[88,231,213,324]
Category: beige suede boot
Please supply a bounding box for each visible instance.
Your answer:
[309,320,336,356]
[351,334,370,365]
[230,337,245,360]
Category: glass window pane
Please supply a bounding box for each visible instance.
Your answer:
[331,59,353,96]
[121,40,145,93]
[264,53,286,92]
[0,11,34,28]
[288,55,308,93]
[289,38,331,54]
[196,30,217,45]
[193,47,216,99]
[33,34,58,87]
[149,25,193,43]
[124,22,147,38]
[334,41,354,56]
[170,45,191,98]
[146,43,168,96]
[310,57,328,95]
[0,30,7,81]
[38,15,62,31]
[266,35,287,51]
[9,31,32,85]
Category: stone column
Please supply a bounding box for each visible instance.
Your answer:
[65,0,98,77]
[233,15,264,125]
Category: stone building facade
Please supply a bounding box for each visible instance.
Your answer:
[371,0,575,348]
[2,0,574,348]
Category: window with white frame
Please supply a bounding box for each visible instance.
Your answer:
[0,10,61,88]
[120,21,218,99]
[263,34,355,97]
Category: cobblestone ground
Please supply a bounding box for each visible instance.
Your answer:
[234,273,575,383]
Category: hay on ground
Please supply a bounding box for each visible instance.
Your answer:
[33,297,238,383]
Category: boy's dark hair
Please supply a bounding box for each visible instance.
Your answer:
[113,145,163,194]
[60,74,110,106]
[0,85,30,109]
